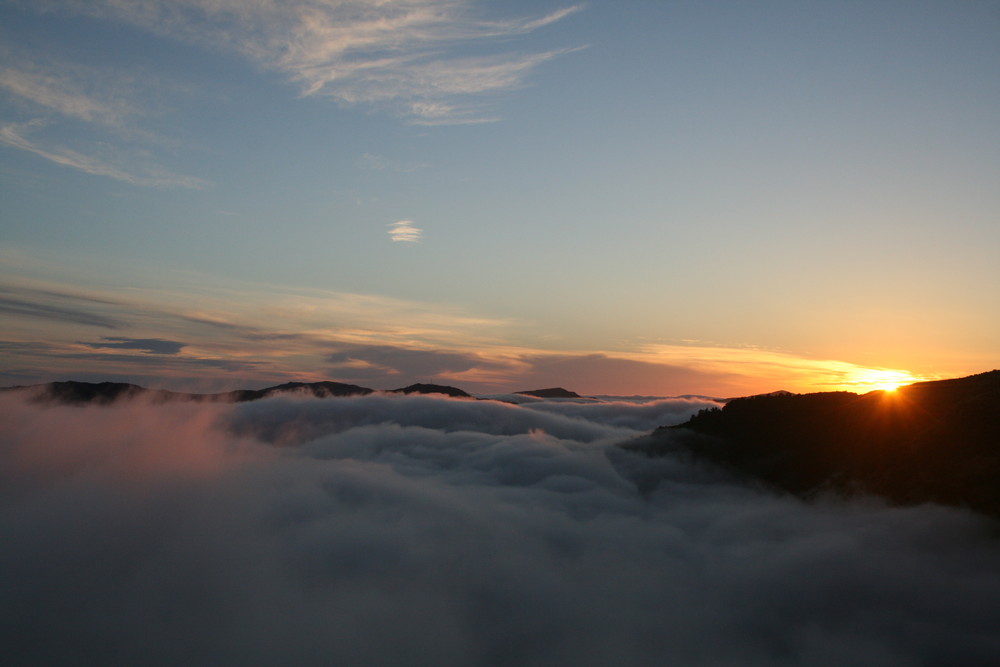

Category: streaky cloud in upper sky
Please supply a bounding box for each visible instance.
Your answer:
[18,0,583,125]
[0,119,211,189]
[0,42,213,188]
[0,1,580,185]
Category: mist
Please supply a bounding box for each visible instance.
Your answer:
[2,392,998,666]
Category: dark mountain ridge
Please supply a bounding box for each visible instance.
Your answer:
[5,379,376,405]
[389,383,471,398]
[224,381,373,402]
[516,387,581,398]
[3,380,557,403]
[15,380,180,405]
[626,370,1000,517]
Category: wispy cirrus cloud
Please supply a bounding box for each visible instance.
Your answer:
[0,64,132,127]
[1,1,580,185]
[37,0,583,124]
[388,219,423,242]
[0,41,211,189]
[0,120,210,189]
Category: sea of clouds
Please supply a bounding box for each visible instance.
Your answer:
[2,391,999,666]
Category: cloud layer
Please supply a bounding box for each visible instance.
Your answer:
[0,276,943,396]
[2,392,999,666]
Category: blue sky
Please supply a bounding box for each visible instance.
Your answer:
[2,0,999,395]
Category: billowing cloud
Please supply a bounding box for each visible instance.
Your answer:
[517,395,721,433]
[1,391,998,665]
[388,219,423,242]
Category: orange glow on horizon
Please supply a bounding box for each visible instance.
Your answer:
[841,368,920,393]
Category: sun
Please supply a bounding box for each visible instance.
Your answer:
[848,369,917,393]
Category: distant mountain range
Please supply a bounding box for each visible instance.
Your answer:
[516,387,582,398]
[2,380,374,405]
[9,372,999,517]
[1,380,582,404]
[626,370,1000,518]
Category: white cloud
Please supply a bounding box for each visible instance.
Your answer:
[388,219,423,242]
[1,1,582,185]
[2,391,999,665]
[39,0,584,124]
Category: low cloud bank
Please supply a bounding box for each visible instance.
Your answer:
[2,393,999,666]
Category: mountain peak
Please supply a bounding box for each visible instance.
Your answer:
[515,387,581,399]
[389,383,471,398]
[630,370,1000,517]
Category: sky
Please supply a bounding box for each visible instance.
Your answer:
[2,0,999,396]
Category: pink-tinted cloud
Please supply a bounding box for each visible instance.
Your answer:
[2,391,998,665]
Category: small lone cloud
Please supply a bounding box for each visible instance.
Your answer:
[388,220,423,243]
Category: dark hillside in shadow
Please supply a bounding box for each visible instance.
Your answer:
[627,371,1000,517]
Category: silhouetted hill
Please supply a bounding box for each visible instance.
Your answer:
[389,383,471,398]
[720,389,793,403]
[626,370,1000,517]
[7,380,483,403]
[12,380,185,405]
[516,387,581,398]
[224,381,372,402]
[6,380,374,405]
